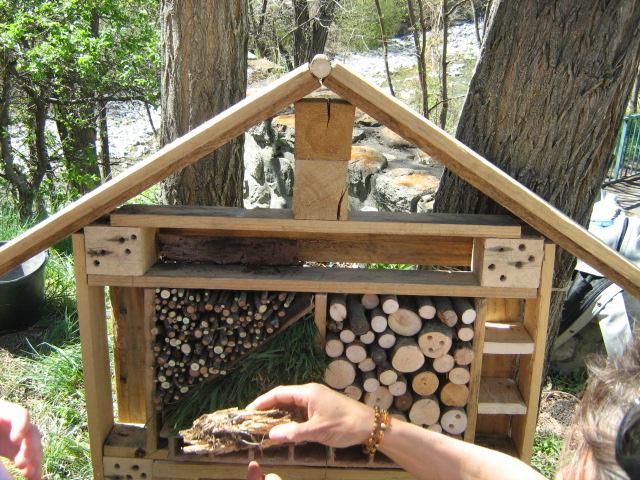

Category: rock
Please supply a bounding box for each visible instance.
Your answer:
[273,114,295,130]
[352,128,367,143]
[414,150,436,166]
[379,126,414,148]
[248,51,257,60]
[249,57,278,73]
[355,109,380,127]
[416,193,435,212]
[373,169,439,212]
[348,146,387,202]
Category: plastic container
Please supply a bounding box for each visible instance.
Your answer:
[0,242,48,330]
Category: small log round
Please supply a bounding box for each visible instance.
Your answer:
[377,361,398,386]
[411,369,440,396]
[363,370,381,393]
[452,297,476,324]
[359,330,376,345]
[427,423,443,433]
[409,395,440,426]
[361,294,380,310]
[377,328,396,349]
[309,54,332,80]
[440,407,468,435]
[432,354,455,373]
[433,297,458,327]
[391,336,425,373]
[339,329,356,344]
[344,383,363,401]
[345,341,367,364]
[328,293,347,322]
[456,324,475,342]
[380,294,399,314]
[388,308,422,337]
[418,321,453,359]
[416,296,436,319]
[324,333,344,358]
[370,308,388,333]
[393,391,413,412]
[452,342,474,366]
[389,374,408,396]
[448,366,471,385]
[440,383,470,407]
[358,357,376,372]
[324,358,356,390]
[364,386,393,410]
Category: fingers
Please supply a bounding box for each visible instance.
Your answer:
[1,402,30,445]
[246,461,264,480]
[269,421,316,444]
[247,384,314,411]
[265,474,282,480]
[15,425,42,480]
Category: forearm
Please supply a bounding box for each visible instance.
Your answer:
[378,419,544,480]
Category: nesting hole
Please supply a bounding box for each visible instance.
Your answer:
[114,463,120,469]
[498,247,505,252]
[93,260,100,267]
[118,237,126,243]
[131,234,138,240]
[528,255,535,262]
[518,243,526,251]
[499,275,507,282]
[488,263,496,271]
[132,465,140,471]
[515,261,523,269]
[125,248,131,255]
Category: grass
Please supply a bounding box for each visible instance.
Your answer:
[165,314,326,431]
[531,432,564,479]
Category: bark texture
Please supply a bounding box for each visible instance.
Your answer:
[433,1,640,361]
[292,0,339,67]
[160,0,248,206]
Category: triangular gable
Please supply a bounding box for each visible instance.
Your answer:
[1,56,639,298]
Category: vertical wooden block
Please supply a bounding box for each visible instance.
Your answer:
[314,293,328,351]
[85,226,157,276]
[110,287,147,424]
[463,298,487,443]
[73,234,114,480]
[472,237,544,289]
[293,97,355,220]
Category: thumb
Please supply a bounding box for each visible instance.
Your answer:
[269,421,314,444]
[246,461,264,480]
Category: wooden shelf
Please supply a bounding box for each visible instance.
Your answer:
[110,205,522,239]
[87,263,538,298]
[478,378,527,415]
[483,323,534,354]
[474,434,518,457]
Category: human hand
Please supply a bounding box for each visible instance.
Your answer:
[0,401,42,480]
[246,460,282,480]
[247,383,373,448]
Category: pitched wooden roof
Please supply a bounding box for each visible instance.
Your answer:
[1,56,639,297]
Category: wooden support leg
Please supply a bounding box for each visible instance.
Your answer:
[313,293,328,351]
[73,234,114,480]
[511,243,556,461]
[464,298,487,443]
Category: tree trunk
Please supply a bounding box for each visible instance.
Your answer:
[439,0,449,129]
[91,9,110,182]
[292,0,338,67]
[630,66,640,113]
[374,0,395,96]
[407,0,429,118]
[433,1,640,365]
[160,0,248,207]
[292,0,311,67]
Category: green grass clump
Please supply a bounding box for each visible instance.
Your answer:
[165,315,326,430]
[531,432,563,478]
[549,369,588,396]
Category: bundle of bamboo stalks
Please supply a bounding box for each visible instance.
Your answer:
[151,288,310,409]
[324,294,476,437]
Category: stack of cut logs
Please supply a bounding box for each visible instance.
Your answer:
[324,294,476,437]
[152,288,303,409]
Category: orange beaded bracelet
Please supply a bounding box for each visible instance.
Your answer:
[363,406,391,455]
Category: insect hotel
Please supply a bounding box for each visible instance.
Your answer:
[1,56,639,480]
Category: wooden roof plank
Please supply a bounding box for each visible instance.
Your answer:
[323,62,640,298]
[0,64,320,275]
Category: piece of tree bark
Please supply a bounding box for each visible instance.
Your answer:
[433,0,640,370]
[409,395,440,426]
[160,0,247,206]
[329,293,348,322]
[411,368,440,396]
[391,336,425,373]
[364,385,394,410]
[418,320,453,358]
[440,382,470,407]
[324,357,356,389]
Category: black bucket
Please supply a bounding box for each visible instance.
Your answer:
[0,242,48,331]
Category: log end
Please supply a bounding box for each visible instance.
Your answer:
[309,55,332,80]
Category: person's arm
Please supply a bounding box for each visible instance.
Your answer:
[0,400,42,480]
[248,383,544,480]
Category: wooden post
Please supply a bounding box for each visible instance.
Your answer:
[463,298,486,443]
[73,233,113,480]
[314,293,328,351]
[292,97,355,220]
[511,243,555,461]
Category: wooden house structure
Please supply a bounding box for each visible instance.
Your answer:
[1,55,639,480]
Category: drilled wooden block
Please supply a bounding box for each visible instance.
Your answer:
[103,456,153,479]
[85,226,157,276]
[473,238,544,289]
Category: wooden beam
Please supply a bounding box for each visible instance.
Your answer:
[323,62,640,298]
[464,298,487,443]
[72,234,113,480]
[477,377,527,415]
[0,64,320,276]
[110,205,522,238]
[483,323,534,355]
[87,263,538,298]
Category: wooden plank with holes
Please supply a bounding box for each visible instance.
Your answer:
[464,298,487,443]
[293,98,355,220]
[0,65,319,277]
[511,243,556,462]
[87,264,538,298]
[323,61,640,298]
[85,226,157,276]
[73,234,113,480]
[472,238,544,289]
[110,205,522,239]
[110,287,147,423]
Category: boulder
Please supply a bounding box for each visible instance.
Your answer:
[373,169,439,212]
[379,126,414,149]
[355,109,380,127]
[348,146,387,202]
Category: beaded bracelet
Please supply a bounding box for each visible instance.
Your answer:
[363,406,391,455]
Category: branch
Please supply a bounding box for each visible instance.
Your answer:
[446,0,467,17]
[427,94,465,114]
